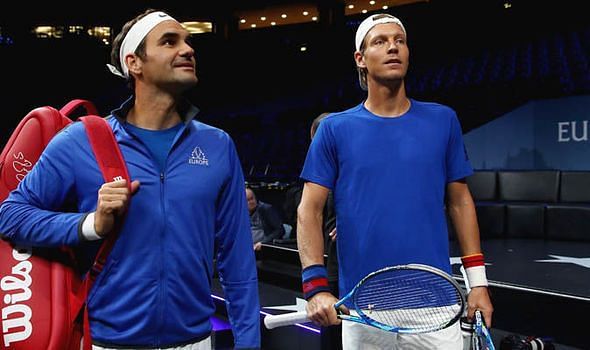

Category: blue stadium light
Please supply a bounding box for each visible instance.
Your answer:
[0,35,14,45]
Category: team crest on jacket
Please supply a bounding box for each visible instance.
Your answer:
[189,147,209,166]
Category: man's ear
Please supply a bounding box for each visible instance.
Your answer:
[354,51,366,69]
[125,54,142,75]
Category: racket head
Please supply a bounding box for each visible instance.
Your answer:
[350,263,465,333]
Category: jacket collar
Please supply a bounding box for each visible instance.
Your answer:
[110,95,200,125]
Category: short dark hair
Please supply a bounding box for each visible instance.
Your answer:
[110,8,157,89]
[245,185,255,195]
[245,186,257,200]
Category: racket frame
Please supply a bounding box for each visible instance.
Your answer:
[335,263,466,333]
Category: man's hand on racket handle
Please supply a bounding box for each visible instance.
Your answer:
[306,292,348,327]
[467,286,494,327]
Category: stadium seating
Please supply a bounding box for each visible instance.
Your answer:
[466,170,590,241]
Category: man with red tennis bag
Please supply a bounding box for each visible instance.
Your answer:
[0,99,129,350]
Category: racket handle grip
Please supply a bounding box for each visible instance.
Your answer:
[264,311,310,329]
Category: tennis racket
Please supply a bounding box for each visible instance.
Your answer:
[264,263,465,334]
[459,265,495,350]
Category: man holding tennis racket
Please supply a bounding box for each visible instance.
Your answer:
[296,13,493,349]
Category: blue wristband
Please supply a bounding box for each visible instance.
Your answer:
[302,265,330,300]
[302,264,328,282]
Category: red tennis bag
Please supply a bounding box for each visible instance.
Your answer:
[0,100,128,350]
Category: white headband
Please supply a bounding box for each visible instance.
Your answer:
[355,13,406,52]
[107,11,177,78]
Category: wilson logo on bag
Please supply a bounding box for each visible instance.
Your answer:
[2,245,33,346]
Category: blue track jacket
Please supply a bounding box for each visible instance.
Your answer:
[0,99,261,348]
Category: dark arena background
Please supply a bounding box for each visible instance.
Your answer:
[1,0,589,349]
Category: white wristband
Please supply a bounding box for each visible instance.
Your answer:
[82,212,102,241]
[465,265,488,288]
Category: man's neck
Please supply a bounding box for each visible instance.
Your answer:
[364,83,410,118]
[127,88,182,130]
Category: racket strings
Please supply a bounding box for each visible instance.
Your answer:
[354,270,463,331]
